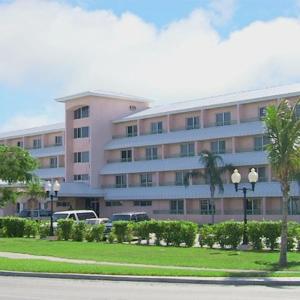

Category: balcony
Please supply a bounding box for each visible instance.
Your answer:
[153,209,184,215]
[186,209,221,215]
[204,120,238,128]
[28,145,65,158]
[34,167,65,179]
[224,209,262,215]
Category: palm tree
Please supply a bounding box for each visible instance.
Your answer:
[264,99,300,267]
[22,179,46,210]
[184,150,233,224]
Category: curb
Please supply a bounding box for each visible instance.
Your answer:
[0,271,300,286]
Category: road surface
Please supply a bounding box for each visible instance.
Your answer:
[0,276,299,300]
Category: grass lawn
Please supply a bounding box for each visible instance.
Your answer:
[1,238,300,273]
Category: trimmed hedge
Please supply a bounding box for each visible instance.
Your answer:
[86,224,105,242]
[57,219,74,241]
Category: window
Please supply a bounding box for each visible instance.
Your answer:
[256,167,267,182]
[115,175,127,188]
[211,140,226,154]
[146,147,158,160]
[74,151,89,163]
[288,197,300,215]
[175,171,189,186]
[259,107,267,119]
[151,121,163,134]
[254,135,269,151]
[121,149,132,162]
[170,200,184,214]
[50,157,58,168]
[127,125,137,137]
[74,106,89,119]
[246,199,261,215]
[140,173,153,187]
[105,201,122,207]
[186,116,200,130]
[55,136,63,146]
[216,112,231,126]
[17,141,23,148]
[74,174,89,181]
[133,201,152,206]
[74,127,89,139]
[69,213,76,220]
[33,139,41,149]
[180,142,195,157]
[200,199,215,215]
[57,201,70,207]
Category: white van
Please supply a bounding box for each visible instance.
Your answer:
[52,210,97,228]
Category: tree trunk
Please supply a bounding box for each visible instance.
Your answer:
[210,187,215,225]
[279,182,289,267]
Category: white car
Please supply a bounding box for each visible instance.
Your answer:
[85,218,110,226]
[52,210,98,228]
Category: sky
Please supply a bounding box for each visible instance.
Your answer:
[0,0,300,132]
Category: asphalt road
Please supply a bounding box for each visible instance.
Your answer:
[0,276,299,300]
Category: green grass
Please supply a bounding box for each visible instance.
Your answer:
[0,258,299,277]
[0,238,300,273]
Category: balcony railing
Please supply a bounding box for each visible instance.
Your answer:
[240,117,262,123]
[165,153,196,159]
[135,155,162,161]
[266,209,300,215]
[44,143,63,148]
[204,120,237,128]
[102,184,127,189]
[224,209,262,215]
[186,209,221,215]
[153,209,184,215]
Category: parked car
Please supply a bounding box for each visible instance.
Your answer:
[19,209,51,220]
[105,212,150,234]
[52,210,98,228]
[85,218,109,226]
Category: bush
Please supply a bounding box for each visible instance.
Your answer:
[149,220,164,246]
[57,219,74,241]
[107,232,115,243]
[261,221,281,250]
[180,222,198,247]
[287,222,298,251]
[199,225,216,248]
[112,221,133,243]
[222,221,243,249]
[214,223,227,249]
[248,221,263,250]
[39,223,50,239]
[2,217,27,237]
[133,221,151,244]
[24,220,39,238]
[72,222,86,242]
[86,224,105,242]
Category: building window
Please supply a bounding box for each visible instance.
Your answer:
[246,198,261,215]
[259,107,267,119]
[74,174,89,181]
[140,173,153,187]
[74,127,89,139]
[146,147,158,160]
[199,199,215,215]
[170,200,184,214]
[105,201,122,207]
[186,116,200,130]
[133,201,152,206]
[180,142,195,157]
[55,136,63,146]
[254,135,269,151]
[33,139,41,149]
[74,106,89,119]
[57,201,71,207]
[288,197,300,215]
[121,149,132,162]
[127,125,137,137]
[17,141,23,148]
[175,171,189,186]
[216,112,231,126]
[151,121,163,134]
[252,167,267,182]
[211,140,226,154]
[50,157,58,168]
[115,175,127,188]
[74,151,89,163]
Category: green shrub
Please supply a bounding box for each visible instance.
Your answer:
[261,221,281,250]
[2,217,27,237]
[86,224,105,242]
[57,219,74,241]
[222,221,243,249]
[108,232,115,243]
[199,225,216,248]
[295,227,300,251]
[287,222,298,251]
[149,220,164,246]
[248,221,263,250]
[112,221,132,243]
[24,220,39,238]
[134,221,151,244]
[214,223,227,249]
[180,222,197,247]
[39,223,50,239]
[72,222,86,242]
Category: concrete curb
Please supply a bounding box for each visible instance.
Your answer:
[0,270,300,286]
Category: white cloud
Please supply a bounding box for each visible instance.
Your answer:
[208,0,238,25]
[0,0,300,126]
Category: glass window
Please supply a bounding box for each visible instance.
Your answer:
[115,175,127,188]
[50,157,58,168]
[74,151,89,163]
[74,127,89,139]
[151,121,163,134]
[17,141,23,148]
[175,171,189,186]
[140,173,153,187]
[246,199,261,215]
[121,149,132,162]
[211,140,226,154]
[55,136,63,146]
[133,201,152,206]
[33,139,41,149]
[74,174,89,181]
[254,136,269,151]
[259,107,267,119]
[186,117,200,130]
[146,147,158,160]
[216,112,231,126]
[127,125,137,137]
[180,142,195,157]
[288,197,300,215]
[77,212,97,220]
[74,106,89,119]
[170,200,184,214]
[199,199,215,215]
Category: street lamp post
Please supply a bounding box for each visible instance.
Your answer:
[44,180,61,236]
[231,168,258,246]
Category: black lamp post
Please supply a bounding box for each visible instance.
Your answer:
[231,168,258,245]
[45,180,61,236]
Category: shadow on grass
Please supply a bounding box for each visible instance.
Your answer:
[254,260,300,271]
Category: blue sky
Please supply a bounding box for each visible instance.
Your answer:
[0,0,300,131]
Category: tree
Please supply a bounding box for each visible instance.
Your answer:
[0,145,37,207]
[22,179,46,209]
[184,150,233,224]
[264,99,300,267]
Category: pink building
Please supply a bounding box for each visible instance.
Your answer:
[1,84,300,223]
